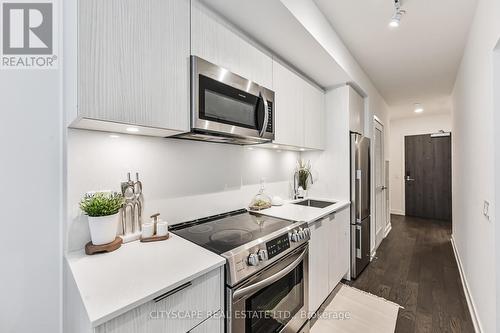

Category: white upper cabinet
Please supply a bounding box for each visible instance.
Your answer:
[348,86,365,135]
[273,60,325,150]
[68,0,326,144]
[69,0,190,135]
[191,0,273,89]
[272,60,304,147]
[303,81,326,150]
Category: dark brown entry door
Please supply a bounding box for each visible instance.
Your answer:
[405,134,452,221]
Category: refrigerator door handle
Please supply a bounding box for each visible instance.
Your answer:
[356,224,362,259]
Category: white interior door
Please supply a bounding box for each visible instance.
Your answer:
[374,120,386,248]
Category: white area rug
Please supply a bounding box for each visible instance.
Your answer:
[311,284,401,333]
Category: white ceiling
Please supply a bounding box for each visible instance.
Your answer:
[314,0,477,118]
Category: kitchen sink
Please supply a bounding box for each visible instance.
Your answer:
[292,199,336,209]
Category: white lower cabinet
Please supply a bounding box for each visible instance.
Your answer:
[328,208,351,293]
[308,206,351,315]
[338,208,351,281]
[308,217,329,315]
[94,268,223,333]
[188,311,223,333]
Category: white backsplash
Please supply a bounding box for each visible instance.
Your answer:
[66,129,299,251]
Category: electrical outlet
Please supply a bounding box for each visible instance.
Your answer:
[483,200,490,220]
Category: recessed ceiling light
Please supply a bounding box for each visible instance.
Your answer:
[414,103,424,113]
[126,127,139,133]
[109,134,120,138]
[247,147,254,150]
[272,145,279,149]
[300,148,305,152]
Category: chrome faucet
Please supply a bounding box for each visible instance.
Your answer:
[121,172,143,235]
[293,171,299,199]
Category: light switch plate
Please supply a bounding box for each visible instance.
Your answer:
[483,200,490,220]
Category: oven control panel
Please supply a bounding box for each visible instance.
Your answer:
[246,225,310,266]
[228,223,310,285]
[266,234,290,260]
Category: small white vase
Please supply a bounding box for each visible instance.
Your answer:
[88,213,119,245]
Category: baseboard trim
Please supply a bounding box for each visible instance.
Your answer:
[450,236,483,333]
[384,223,392,237]
[390,209,405,216]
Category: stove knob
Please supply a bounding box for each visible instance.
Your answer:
[247,253,259,266]
[258,249,268,261]
[303,227,311,238]
[298,229,305,240]
[291,231,299,242]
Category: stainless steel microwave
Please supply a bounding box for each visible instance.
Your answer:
[174,56,275,145]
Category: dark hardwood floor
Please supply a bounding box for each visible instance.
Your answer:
[346,214,474,333]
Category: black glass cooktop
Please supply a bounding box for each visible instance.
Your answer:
[170,209,292,254]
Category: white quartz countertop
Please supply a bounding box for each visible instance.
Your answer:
[66,233,225,327]
[254,198,351,224]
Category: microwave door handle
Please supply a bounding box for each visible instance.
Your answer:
[232,247,306,301]
[258,91,269,137]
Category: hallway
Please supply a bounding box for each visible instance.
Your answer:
[348,215,474,332]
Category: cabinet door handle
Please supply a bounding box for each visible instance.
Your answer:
[154,282,192,303]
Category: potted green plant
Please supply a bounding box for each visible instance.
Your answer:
[296,160,313,197]
[80,192,124,245]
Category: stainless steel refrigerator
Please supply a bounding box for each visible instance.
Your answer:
[350,132,371,279]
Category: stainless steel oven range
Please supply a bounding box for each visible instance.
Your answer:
[170,210,310,333]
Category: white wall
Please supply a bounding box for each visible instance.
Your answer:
[452,0,500,331]
[0,28,63,333]
[66,129,299,251]
[495,41,500,333]
[389,114,452,215]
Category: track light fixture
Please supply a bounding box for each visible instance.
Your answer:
[389,0,406,28]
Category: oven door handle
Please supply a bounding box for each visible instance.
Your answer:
[258,90,269,138]
[232,247,306,300]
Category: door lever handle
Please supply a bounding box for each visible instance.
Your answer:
[405,176,415,182]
